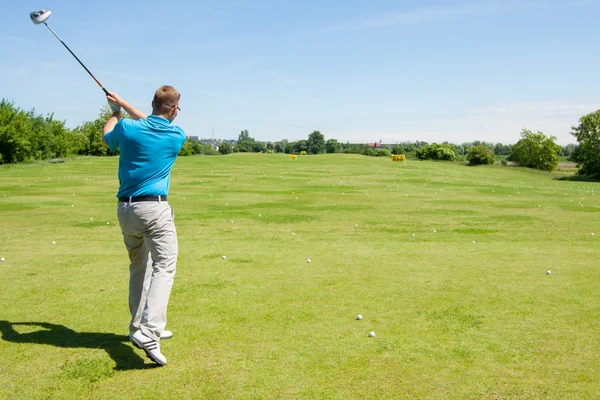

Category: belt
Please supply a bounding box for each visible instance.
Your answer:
[119,195,168,203]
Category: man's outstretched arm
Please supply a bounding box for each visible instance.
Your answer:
[106,92,147,121]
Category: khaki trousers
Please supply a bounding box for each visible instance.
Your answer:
[117,200,178,342]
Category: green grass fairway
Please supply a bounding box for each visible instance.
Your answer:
[1,154,599,399]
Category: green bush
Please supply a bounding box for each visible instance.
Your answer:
[467,145,495,165]
[219,142,233,155]
[415,143,457,161]
[178,139,194,156]
[0,100,93,164]
[362,148,376,157]
[570,110,600,178]
[510,129,561,172]
[391,145,405,155]
[326,139,340,153]
[203,148,220,156]
[375,149,392,157]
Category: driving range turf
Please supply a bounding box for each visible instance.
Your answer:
[1,154,599,399]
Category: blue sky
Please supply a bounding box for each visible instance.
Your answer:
[2,0,599,144]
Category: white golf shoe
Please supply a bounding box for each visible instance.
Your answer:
[131,330,167,366]
[161,330,173,340]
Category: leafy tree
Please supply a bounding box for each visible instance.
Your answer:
[344,143,369,154]
[73,105,123,156]
[494,142,512,156]
[190,141,204,154]
[178,139,194,156]
[362,148,376,157]
[510,129,561,172]
[415,143,456,161]
[274,139,289,153]
[325,138,340,153]
[265,142,273,151]
[236,129,256,152]
[0,104,33,163]
[561,143,578,157]
[375,148,392,157]
[293,140,307,153]
[570,110,600,178]
[219,141,233,155]
[403,142,417,153]
[307,130,325,154]
[391,144,405,155]
[252,141,265,152]
[467,145,495,165]
[238,129,250,141]
[0,100,85,164]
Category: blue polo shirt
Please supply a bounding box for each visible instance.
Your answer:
[104,115,186,198]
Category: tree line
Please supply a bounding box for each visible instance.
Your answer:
[2,99,600,178]
[0,100,223,163]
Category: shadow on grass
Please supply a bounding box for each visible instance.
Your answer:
[554,174,600,182]
[0,321,157,371]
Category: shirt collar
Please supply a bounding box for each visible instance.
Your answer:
[147,115,171,125]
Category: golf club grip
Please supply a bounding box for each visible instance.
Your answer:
[102,87,110,96]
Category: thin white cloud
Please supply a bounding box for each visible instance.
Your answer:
[0,34,32,44]
[323,0,576,33]
[264,68,297,84]
[275,74,296,84]
[385,99,600,144]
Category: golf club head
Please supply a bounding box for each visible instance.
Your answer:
[30,10,52,25]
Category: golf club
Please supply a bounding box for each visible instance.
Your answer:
[29,10,109,96]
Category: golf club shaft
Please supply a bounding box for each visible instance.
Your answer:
[43,22,109,96]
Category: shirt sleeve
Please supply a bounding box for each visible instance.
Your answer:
[177,127,187,148]
[104,120,125,153]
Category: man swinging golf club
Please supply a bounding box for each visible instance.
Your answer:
[103,86,186,366]
[30,9,185,366]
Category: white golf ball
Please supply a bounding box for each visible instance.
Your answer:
[90,218,93,221]
[258,214,261,217]
[433,229,437,233]
[230,220,234,223]
[0,257,4,262]
[355,224,358,228]
[356,315,362,320]
[369,332,376,337]
[307,259,311,263]
[52,241,56,245]
[472,240,476,244]
[412,234,415,237]
[546,270,551,275]
[222,256,226,259]
[291,232,295,236]
[591,233,595,236]
[106,222,110,225]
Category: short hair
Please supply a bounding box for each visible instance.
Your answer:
[152,85,180,115]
